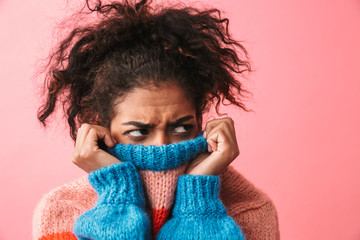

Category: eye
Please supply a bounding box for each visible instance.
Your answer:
[172,125,194,135]
[126,129,149,141]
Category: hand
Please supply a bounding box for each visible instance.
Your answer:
[185,117,240,175]
[72,123,120,173]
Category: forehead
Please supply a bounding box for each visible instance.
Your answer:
[112,84,196,123]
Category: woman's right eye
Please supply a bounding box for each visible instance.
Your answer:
[126,129,149,140]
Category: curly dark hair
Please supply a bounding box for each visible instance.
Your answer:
[37,0,253,141]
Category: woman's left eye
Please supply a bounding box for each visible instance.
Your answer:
[172,125,193,134]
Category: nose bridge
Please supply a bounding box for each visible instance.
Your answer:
[153,130,169,146]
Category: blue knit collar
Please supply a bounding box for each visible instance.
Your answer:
[106,133,207,171]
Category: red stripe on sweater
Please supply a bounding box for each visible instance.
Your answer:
[152,207,169,237]
[39,232,77,240]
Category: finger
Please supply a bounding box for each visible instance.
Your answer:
[205,123,225,152]
[208,125,239,157]
[84,127,116,149]
[75,125,83,146]
[96,126,117,147]
[78,123,92,146]
[205,124,222,152]
[82,124,116,147]
[203,119,220,137]
[206,122,231,147]
[204,117,235,138]
[207,119,237,144]
[207,137,217,152]
[206,129,226,152]
[75,125,82,147]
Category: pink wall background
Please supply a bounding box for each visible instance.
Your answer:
[1,0,359,239]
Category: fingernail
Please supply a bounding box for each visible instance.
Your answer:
[208,145,212,152]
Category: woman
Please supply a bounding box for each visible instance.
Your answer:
[33,0,280,239]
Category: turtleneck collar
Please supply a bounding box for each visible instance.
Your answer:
[106,132,207,171]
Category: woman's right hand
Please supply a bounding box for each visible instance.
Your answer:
[72,123,120,173]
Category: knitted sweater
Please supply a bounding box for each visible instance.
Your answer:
[33,134,280,240]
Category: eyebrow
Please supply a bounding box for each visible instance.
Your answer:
[122,115,194,128]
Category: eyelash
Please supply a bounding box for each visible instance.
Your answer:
[171,124,194,135]
[124,124,194,141]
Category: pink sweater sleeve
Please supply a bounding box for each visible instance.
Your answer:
[219,166,280,240]
[32,176,97,240]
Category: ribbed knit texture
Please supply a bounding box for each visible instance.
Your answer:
[157,175,246,240]
[73,162,151,239]
[106,133,211,237]
[33,134,280,240]
[107,133,207,171]
[171,175,228,217]
[75,133,232,239]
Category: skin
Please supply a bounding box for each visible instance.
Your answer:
[72,84,240,175]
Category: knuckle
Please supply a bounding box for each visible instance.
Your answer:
[88,128,97,135]
[218,121,226,127]
[82,123,93,132]
[208,118,216,123]
[79,149,90,159]
[223,117,233,124]
[205,118,216,126]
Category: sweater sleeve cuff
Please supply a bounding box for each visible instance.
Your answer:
[172,174,227,217]
[88,162,145,206]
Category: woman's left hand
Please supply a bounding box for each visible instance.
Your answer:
[185,117,240,175]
